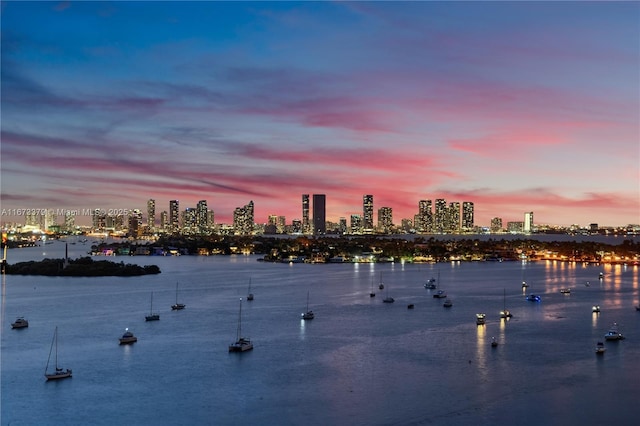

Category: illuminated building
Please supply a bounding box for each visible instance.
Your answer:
[147,199,156,229]
[524,212,534,234]
[169,200,180,233]
[363,195,374,231]
[448,202,460,232]
[417,200,432,233]
[160,211,168,231]
[196,200,208,233]
[302,194,310,234]
[233,200,255,235]
[462,202,474,231]
[434,199,447,233]
[350,214,362,234]
[312,194,326,235]
[339,217,347,234]
[490,217,502,233]
[378,207,393,233]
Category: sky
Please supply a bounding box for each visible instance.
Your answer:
[1,1,639,228]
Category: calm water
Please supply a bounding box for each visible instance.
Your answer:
[2,242,639,425]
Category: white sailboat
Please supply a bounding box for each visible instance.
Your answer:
[171,282,186,310]
[247,278,254,301]
[45,327,72,381]
[383,283,394,303]
[500,288,513,319]
[145,292,160,321]
[378,272,384,290]
[369,275,376,297]
[229,298,253,352]
[302,291,315,319]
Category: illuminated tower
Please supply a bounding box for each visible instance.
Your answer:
[462,202,474,231]
[378,207,393,234]
[302,194,310,234]
[169,200,180,233]
[434,199,447,233]
[524,212,534,234]
[312,194,326,235]
[363,195,374,231]
[196,200,208,233]
[418,199,433,233]
[448,202,460,232]
[147,199,156,230]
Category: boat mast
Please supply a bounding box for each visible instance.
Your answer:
[237,298,243,340]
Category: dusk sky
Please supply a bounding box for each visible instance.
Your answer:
[1,1,639,227]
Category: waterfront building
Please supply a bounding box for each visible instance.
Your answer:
[339,217,347,234]
[182,207,197,233]
[434,199,447,233]
[160,211,168,232]
[448,202,460,233]
[417,199,432,233]
[233,200,255,235]
[524,212,534,234]
[313,194,326,235]
[490,217,503,233]
[196,200,208,233]
[350,214,363,234]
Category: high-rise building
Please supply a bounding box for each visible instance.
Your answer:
[377,207,393,233]
[418,199,432,233]
[147,199,156,229]
[302,194,310,234]
[312,194,326,235]
[524,212,534,233]
[339,217,347,234]
[160,211,168,231]
[350,214,362,234]
[233,200,255,235]
[490,217,503,233]
[196,200,208,233]
[462,202,474,231]
[363,195,374,231]
[169,200,180,233]
[434,199,447,233]
[448,202,460,232]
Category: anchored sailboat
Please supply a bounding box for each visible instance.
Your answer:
[171,282,186,310]
[229,298,253,352]
[45,327,72,381]
[145,292,160,321]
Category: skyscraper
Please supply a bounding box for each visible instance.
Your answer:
[302,194,310,234]
[434,199,447,233]
[378,207,393,233]
[524,212,534,233]
[462,201,474,231]
[169,200,179,233]
[363,194,374,231]
[448,202,460,232]
[312,194,326,235]
[196,200,208,233]
[418,199,432,233]
[147,199,156,229]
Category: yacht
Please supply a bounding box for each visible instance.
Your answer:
[595,341,606,354]
[476,313,486,325]
[424,277,437,289]
[11,317,29,329]
[592,305,601,313]
[443,299,453,308]
[119,328,138,345]
[604,323,624,341]
[433,290,447,299]
[491,337,498,347]
[301,291,315,319]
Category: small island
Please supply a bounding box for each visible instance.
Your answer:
[4,256,161,277]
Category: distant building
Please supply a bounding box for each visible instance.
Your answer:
[507,221,524,233]
[169,200,180,233]
[350,214,362,234]
[196,200,208,233]
[363,195,374,231]
[490,217,503,233]
[434,199,447,233]
[147,199,156,229]
[524,212,534,233]
[448,202,460,232]
[462,202,474,231]
[302,194,310,234]
[417,199,432,233]
[377,207,393,233]
[313,194,326,235]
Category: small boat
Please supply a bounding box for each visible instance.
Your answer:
[500,288,513,319]
[301,291,315,319]
[424,277,437,289]
[443,299,452,308]
[247,278,254,301]
[491,337,498,347]
[407,304,415,309]
[526,294,541,302]
[171,282,186,310]
[229,298,253,352]
[45,327,72,381]
[476,313,486,325]
[11,317,29,329]
[378,272,384,290]
[595,341,606,354]
[560,288,571,294]
[599,272,604,280]
[433,289,447,299]
[521,281,529,289]
[145,292,160,321]
[592,305,601,313]
[119,328,138,344]
[604,323,624,341]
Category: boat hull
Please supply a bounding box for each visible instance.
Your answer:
[171,304,186,310]
[229,338,253,352]
[145,314,160,321]
[45,369,72,381]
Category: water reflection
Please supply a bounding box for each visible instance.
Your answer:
[475,320,487,380]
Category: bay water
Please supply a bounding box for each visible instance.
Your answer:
[2,241,639,425]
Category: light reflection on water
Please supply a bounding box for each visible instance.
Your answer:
[1,245,639,426]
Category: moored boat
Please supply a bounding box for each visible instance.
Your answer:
[560,288,571,294]
[595,341,606,354]
[604,323,624,341]
[592,305,601,313]
[491,337,498,347]
[229,298,253,352]
[443,298,452,308]
[476,313,486,325]
[301,291,315,319]
[119,328,138,344]
[433,289,447,299]
[11,317,29,329]
[526,294,541,302]
[45,327,72,381]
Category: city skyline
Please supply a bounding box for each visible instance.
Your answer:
[2,2,638,227]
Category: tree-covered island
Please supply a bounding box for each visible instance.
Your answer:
[4,256,161,277]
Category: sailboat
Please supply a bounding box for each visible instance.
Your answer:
[302,290,315,319]
[247,278,254,301]
[500,288,513,319]
[369,275,376,297]
[425,270,438,289]
[45,327,72,381]
[171,282,186,310]
[383,283,394,303]
[145,292,160,321]
[521,265,529,289]
[378,272,384,290]
[229,298,253,352]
